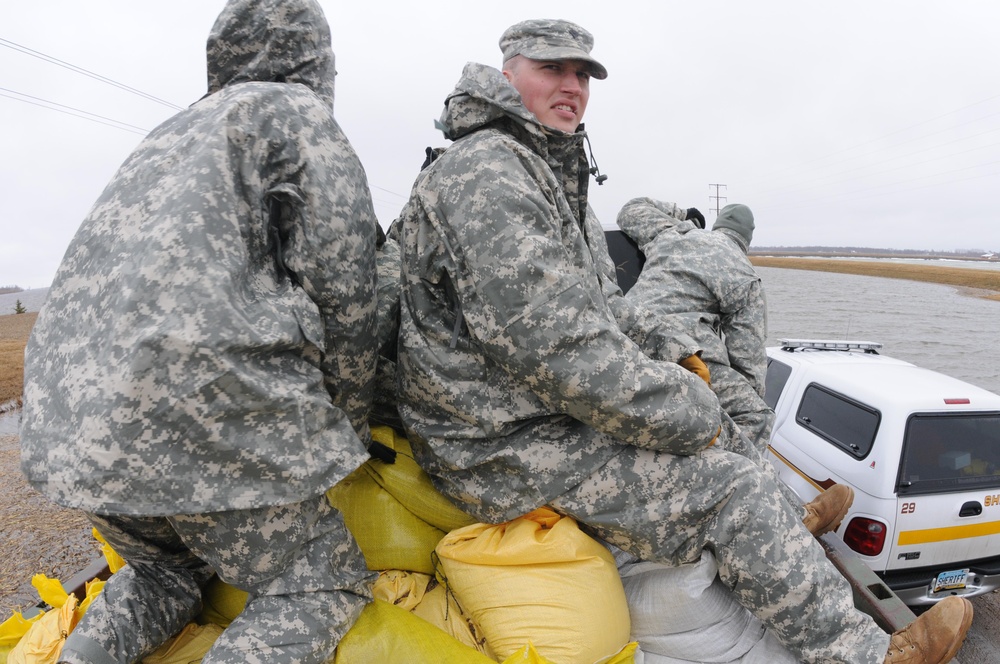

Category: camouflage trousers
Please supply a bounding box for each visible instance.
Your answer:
[59,493,373,664]
[549,442,891,663]
[711,373,802,513]
[708,360,774,455]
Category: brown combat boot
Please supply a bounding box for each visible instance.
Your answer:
[802,484,854,536]
[884,596,973,663]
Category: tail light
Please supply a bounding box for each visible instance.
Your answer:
[843,517,887,556]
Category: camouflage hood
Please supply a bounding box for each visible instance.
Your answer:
[207,0,336,108]
[437,62,592,226]
[437,61,594,168]
[438,62,541,143]
[617,196,698,249]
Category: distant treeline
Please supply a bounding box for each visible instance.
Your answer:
[751,247,997,260]
[0,286,24,295]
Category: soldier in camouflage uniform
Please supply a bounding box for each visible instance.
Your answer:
[617,198,774,454]
[396,18,972,664]
[20,1,376,662]
[615,197,828,537]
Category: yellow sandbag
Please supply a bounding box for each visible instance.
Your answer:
[198,576,248,628]
[0,612,43,646]
[600,642,640,664]
[500,641,640,664]
[29,574,104,626]
[6,595,77,664]
[366,426,477,533]
[141,622,223,663]
[412,579,495,657]
[435,507,631,664]
[373,571,493,657]
[501,642,556,664]
[327,464,446,575]
[92,528,127,573]
[0,577,104,659]
[77,578,106,616]
[30,575,69,609]
[371,569,432,612]
[333,599,494,664]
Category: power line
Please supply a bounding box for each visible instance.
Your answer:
[371,184,407,200]
[2,82,412,210]
[0,87,149,135]
[0,36,184,111]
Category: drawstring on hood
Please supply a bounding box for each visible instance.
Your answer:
[435,64,609,187]
[584,133,607,185]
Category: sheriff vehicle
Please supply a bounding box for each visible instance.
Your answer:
[764,339,1000,606]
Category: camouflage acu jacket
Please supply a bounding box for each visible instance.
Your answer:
[617,197,767,396]
[396,64,721,522]
[20,0,377,516]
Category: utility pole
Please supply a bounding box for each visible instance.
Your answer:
[709,184,727,218]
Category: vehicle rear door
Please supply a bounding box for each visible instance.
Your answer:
[889,411,1000,590]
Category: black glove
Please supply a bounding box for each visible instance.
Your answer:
[686,208,706,229]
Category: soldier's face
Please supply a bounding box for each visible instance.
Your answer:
[503,57,590,133]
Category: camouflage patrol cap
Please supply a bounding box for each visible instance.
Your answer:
[500,19,608,80]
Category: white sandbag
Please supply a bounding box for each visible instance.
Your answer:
[640,630,797,664]
[615,548,799,664]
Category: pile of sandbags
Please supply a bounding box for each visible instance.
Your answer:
[1,424,798,664]
[329,427,639,663]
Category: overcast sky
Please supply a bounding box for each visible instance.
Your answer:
[3,1,999,288]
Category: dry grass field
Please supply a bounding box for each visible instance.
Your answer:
[750,257,1000,301]
[0,313,36,406]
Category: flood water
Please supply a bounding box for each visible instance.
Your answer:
[759,265,1000,394]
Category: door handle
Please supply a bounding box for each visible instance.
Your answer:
[959,501,983,517]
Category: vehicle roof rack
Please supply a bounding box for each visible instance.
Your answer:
[779,339,882,354]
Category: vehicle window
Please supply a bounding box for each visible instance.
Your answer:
[898,412,1000,495]
[795,384,880,459]
[764,358,792,410]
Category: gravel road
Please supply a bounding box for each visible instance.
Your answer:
[0,432,102,617]
[1,426,998,660]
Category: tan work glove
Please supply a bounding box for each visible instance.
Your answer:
[679,354,711,387]
[678,354,718,447]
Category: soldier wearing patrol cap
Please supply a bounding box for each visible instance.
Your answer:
[396,17,972,664]
[21,0,376,662]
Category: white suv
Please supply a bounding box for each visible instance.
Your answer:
[763,339,1000,606]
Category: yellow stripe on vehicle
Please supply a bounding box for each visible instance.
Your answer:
[898,521,1000,546]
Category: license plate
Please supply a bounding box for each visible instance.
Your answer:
[933,568,969,593]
